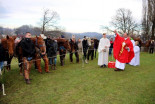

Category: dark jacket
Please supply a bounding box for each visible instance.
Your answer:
[150,41,155,48]
[110,41,114,48]
[0,44,7,62]
[45,38,58,57]
[20,38,35,58]
[82,39,88,51]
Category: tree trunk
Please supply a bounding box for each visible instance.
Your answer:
[151,20,155,39]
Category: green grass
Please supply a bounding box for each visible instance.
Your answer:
[0,52,155,104]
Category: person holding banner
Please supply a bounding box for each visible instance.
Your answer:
[113,30,134,71]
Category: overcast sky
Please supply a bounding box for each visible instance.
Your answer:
[0,0,142,33]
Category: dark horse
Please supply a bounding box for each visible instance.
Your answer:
[45,37,58,70]
[94,38,99,58]
[69,39,79,63]
[56,38,71,66]
[1,36,16,70]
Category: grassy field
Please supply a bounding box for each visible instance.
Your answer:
[0,52,155,104]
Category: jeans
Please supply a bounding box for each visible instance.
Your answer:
[49,57,57,65]
[0,62,4,70]
[109,48,113,55]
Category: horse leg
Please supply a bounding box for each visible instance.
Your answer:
[34,61,38,70]
[23,58,30,84]
[36,57,42,73]
[95,50,97,58]
[91,50,94,60]
[54,57,57,70]
[18,56,23,76]
[59,51,63,66]
[75,51,79,63]
[42,55,49,73]
[35,54,43,73]
[70,52,73,63]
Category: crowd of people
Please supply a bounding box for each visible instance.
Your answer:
[0,31,154,84]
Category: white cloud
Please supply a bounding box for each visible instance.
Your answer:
[0,0,142,33]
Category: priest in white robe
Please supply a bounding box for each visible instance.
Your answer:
[129,41,140,66]
[98,33,110,67]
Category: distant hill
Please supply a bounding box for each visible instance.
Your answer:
[65,32,115,40]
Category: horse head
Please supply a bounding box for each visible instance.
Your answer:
[1,35,16,56]
[64,39,71,52]
[33,36,46,55]
[56,38,71,52]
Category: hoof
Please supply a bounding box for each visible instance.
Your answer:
[39,72,43,74]
[25,79,31,84]
[46,71,51,73]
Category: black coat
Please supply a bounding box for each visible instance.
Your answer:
[20,38,36,58]
[45,38,58,57]
[82,39,88,52]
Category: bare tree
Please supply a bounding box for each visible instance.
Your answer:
[142,0,155,39]
[111,8,138,34]
[41,9,60,34]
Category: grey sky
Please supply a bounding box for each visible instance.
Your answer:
[0,0,142,33]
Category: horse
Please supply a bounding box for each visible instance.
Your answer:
[94,38,99,58]
[56,38,71,66]
[17,36,50,75]
[45,38,58,70]
[69,39,79,63]
[31,36,49,73]
[1,35,16,70]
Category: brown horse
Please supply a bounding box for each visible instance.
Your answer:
[17,36,49,76]
[31,36,49,73]
[1,35,16,70]
[56,38,71,66]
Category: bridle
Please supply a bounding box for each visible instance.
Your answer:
[35,38,46,48]
[35,38,46,56]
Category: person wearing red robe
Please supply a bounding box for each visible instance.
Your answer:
[113,30,134,71]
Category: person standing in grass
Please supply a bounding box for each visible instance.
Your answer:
[109,38,114,56]
[129,41,140,66]
[82,36,89,64]
[149,40,154,54]
[98,33,110,68]
[113,30,134,71]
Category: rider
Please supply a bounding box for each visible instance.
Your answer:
[20,32,35,84]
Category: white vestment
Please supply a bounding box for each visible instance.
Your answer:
[129,46,140,66]
[115,60,126,70]
[129,40,136,65]
[98,38,110,65]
